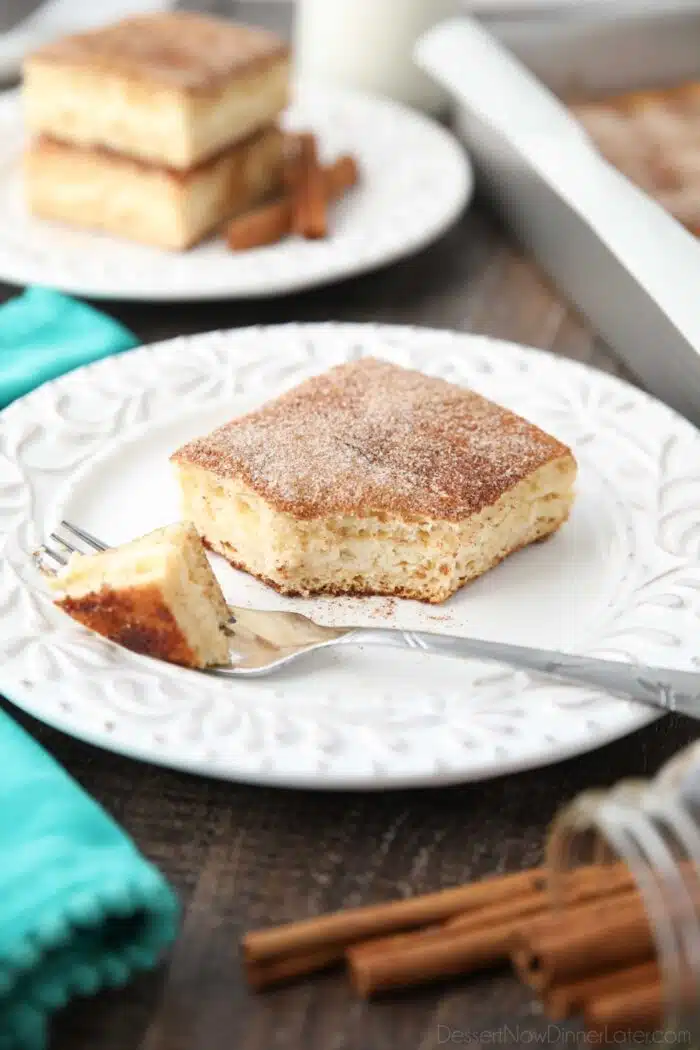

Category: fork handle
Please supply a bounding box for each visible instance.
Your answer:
[343,629,700,719]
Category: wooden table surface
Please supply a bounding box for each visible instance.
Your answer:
[2,201,699,1050]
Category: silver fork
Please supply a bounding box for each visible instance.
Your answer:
[37,521,700,719]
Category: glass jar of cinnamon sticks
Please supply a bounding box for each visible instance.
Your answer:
[242,747,700,1040]
[547,740,700,1041]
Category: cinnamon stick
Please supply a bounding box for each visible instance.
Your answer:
[292,132,327,239]
[244,870,635,993]
[348,923,446,956]
[346,896,552,997]
[545,961,659,1020]
[447,872,634,935]
[243,866,549,965]
[348,917,522,997]
[245,946,343,992]
[346,895,549,976]
[511,885,641,989]
[225,155,358,251]
[247,924,447,992]
[585,980,665,1035]
[243,863,633,967]
[225,199,294,252]
[515,900,654,989]
[326,155,360,199]
[443,890,549,933]
[347,879,638,998]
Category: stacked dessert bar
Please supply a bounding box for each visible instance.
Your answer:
[22,13,291,249]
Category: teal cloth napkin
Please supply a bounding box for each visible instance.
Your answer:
[0,288,178,1048]
[0,712,179,1050]
[0,287,138,409]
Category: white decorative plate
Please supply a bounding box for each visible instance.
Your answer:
[2,324,700,789]
[0,87,471,301]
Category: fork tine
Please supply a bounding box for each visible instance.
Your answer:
[50,531,79,554]
[36,520,108,578]
[40,545,68,566]
[33,540,68,579]
[60,520,108,552]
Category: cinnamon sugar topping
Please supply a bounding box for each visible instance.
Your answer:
[29,13,289,93]
[171,358,573,522]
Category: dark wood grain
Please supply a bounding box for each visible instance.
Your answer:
[3,4,697,1047]
[1,203,698,1050]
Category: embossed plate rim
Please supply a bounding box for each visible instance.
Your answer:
[3,322,699,789]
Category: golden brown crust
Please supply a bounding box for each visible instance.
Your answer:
[172,358,575,523]
[27,13,289,95]
[56,583,199,667]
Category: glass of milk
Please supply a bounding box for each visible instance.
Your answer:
[294,0,458,115]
